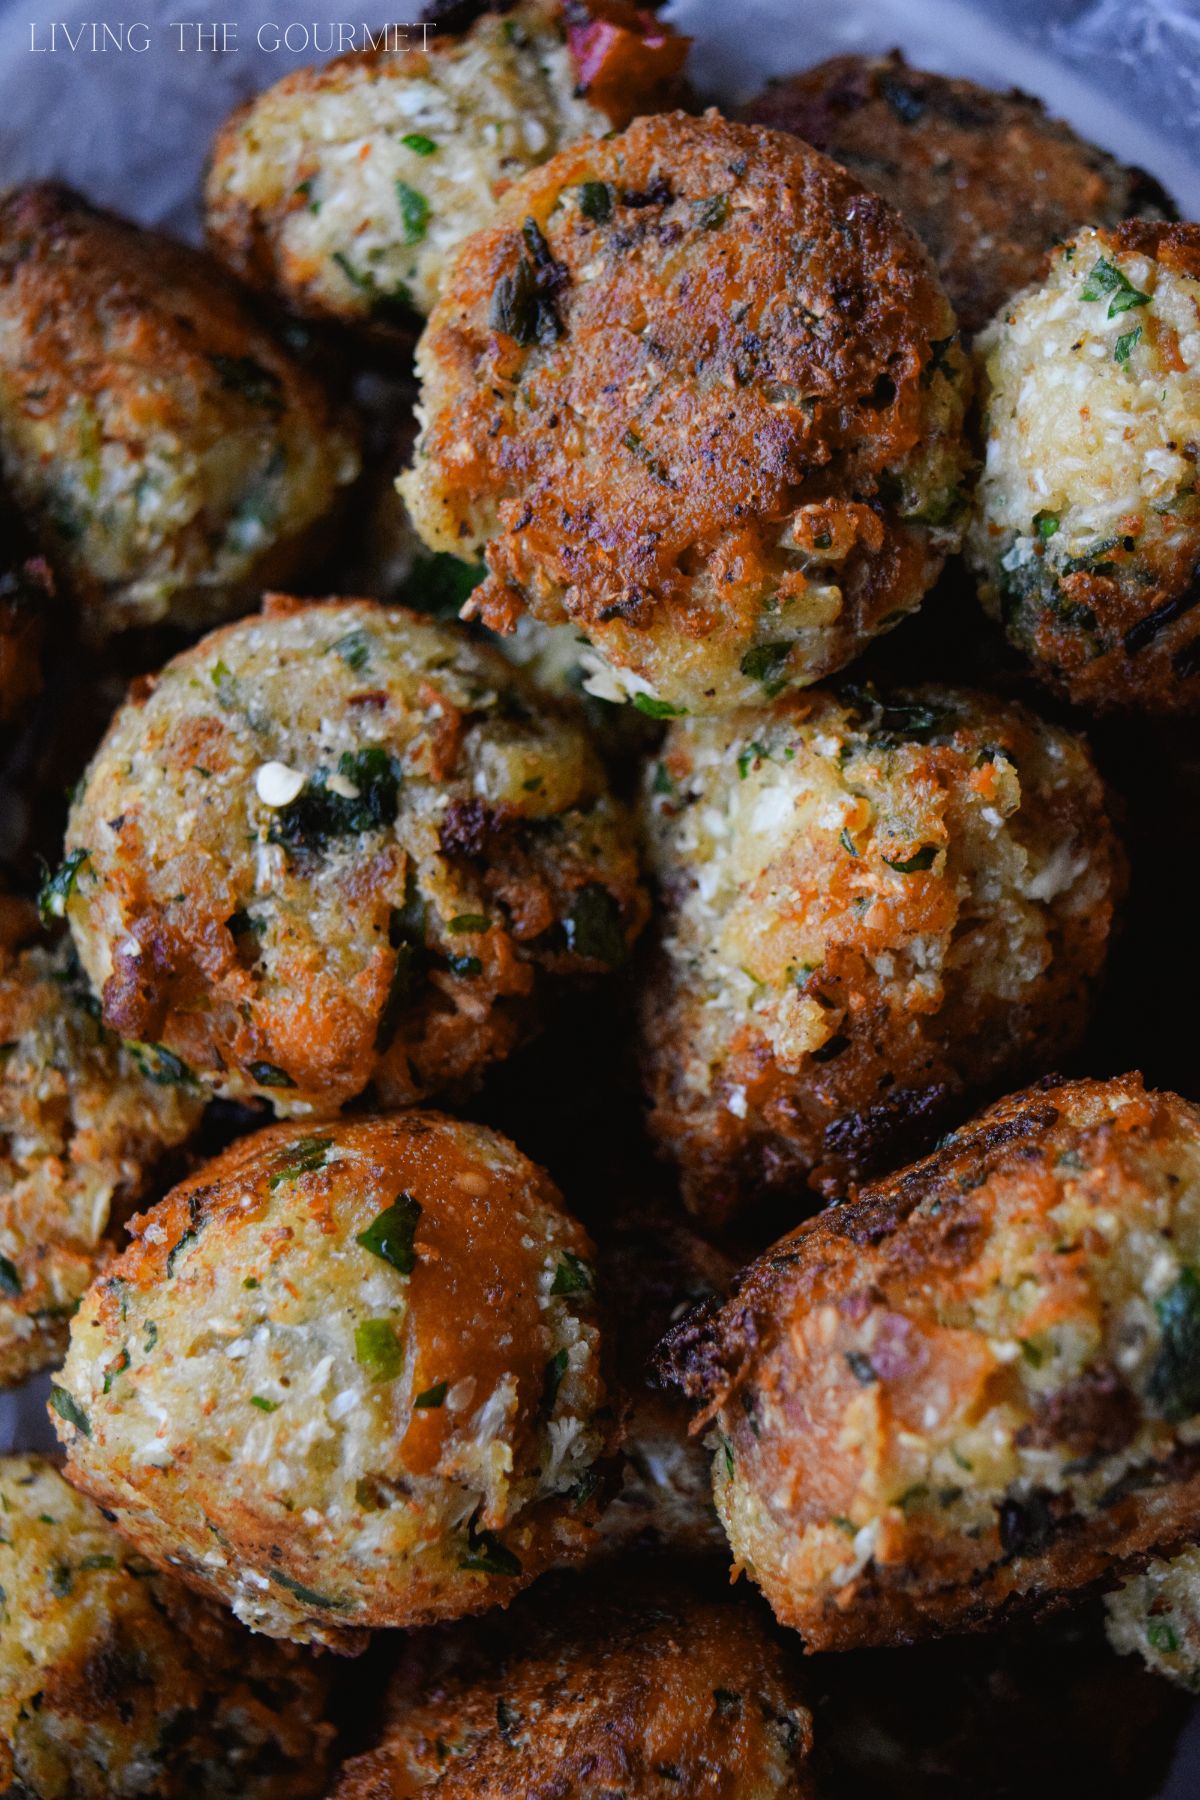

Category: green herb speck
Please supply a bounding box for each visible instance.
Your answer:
[49,1386,90,1437]
[395,180,430,244]
[1080,257,1151,317]
[884,845,938,874]
[355,1317,404,1382]
[357,1192,422,1276]
[37,848,90,923]
[550,1253,593,1297]
[577,180,613,223]
[632,692,686,718]
[268,1136,334,1190]
[247,1061,295,1089]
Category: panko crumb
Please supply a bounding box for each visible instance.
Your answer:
[401,108,971,715]
[61,596,647,1114]
[329,1568,816,1797]
[205,0,688,327]
[52,1112,612,1648]
[970,221,1200,710]
[0,905,203,1387]
[640,684,1121,1225]
[659,1075,1200,1651]
[0,1454,334,1798]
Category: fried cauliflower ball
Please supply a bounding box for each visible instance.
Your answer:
[0,902,203,1387]
[51,1112,612,1649]
[640,684,1121,1225]
[329,1568,816,1797]
[1107,1546,1200,1690]
[205,0,689,329]
[741,53,1174,340]
[0,185,360,641]
[658,1075,1200,1651]
[0,1454,333,1798]
[60,595,647,1113]
[400,109,972,717]
[969,222,1200,711]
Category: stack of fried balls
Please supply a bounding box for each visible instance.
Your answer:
[4,5,1200,1794]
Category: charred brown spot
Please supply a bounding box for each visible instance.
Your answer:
[438,797,517,859]
[101,928,175,1041]
[1018,1364,1139,1459]
[822,1081,952,1181]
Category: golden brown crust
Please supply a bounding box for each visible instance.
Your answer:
[0,1455,335,1799]
[639,686,1123,1226]
[658,1074,1200,1650]
[62,596,647,1114]
[205,1,688,333]
[0,930,203,1387]
[402,109,970,714]
[53,1112,612,1648]
[741,52,1175,338]
[330,1568,816,1797]
[972,220,1200,712]
[0,185,359,639]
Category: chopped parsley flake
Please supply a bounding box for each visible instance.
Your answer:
[489,240,562,347]
[0,1256,21,1298]
[331,251,413,322]
[1148,1618,1180,1655]
[1080,257,1151,317]
[459,1529,522,1576]
[268,1136,334,1189]
[695,193,730,230]
[737,741,769,779]
[447,913,490,934]
[331,628,371,672]
[549,1252,593,1297]
[563,885,626,965]
[128,1042,195,1087]
[37,848,90,923]
[577,180,613,223]
[884,845,938,874]
[740,641,792,697]
[268,748,402,857]
[1115,325,1142,364]
[414,1380,447,1409]
[542,1347,568,1410]
[402,131,437,156]
[247,1060,296,1089]
[632,693,686,718]
[166,1228,198,1278]
[49,1385,90,1436]
[355,1318,404,1382]
[356,1192,422,1276]
[395,180,430,244]
[1148,1267,1200,1421]
[266,1567,350,1609]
